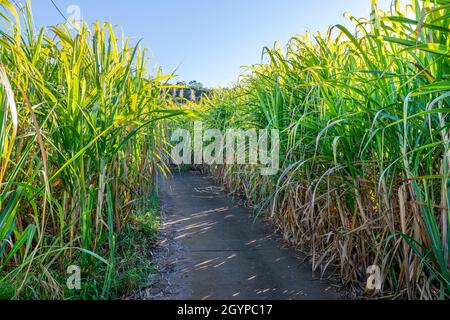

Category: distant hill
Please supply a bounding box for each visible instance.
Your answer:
[169,81,213,103]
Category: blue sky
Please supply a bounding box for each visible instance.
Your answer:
[29,0,392,87]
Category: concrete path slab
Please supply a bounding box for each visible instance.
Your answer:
[156,172,339,300]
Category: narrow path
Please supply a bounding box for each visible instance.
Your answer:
[152,172,339,300]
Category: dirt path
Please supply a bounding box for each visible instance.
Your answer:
[142,172,339,300]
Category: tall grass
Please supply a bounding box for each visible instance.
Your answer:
[202,0,450,299]
[0,0,182,299]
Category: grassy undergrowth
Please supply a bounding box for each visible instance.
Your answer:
[0,190,161,300]
[65,191,161,299]
[111,191,160,298]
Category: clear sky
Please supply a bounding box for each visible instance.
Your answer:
[29,0,393,87]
